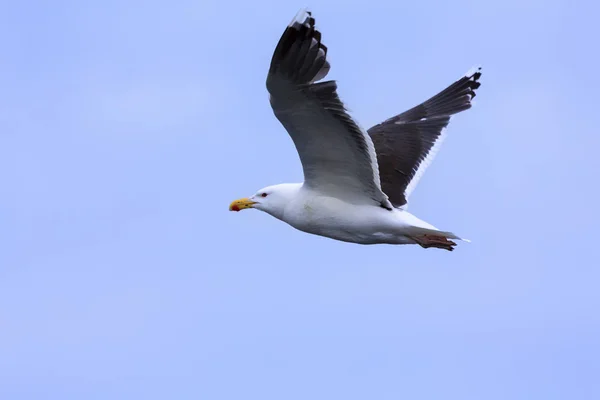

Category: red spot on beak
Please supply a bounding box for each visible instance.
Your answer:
[230,197,254,212]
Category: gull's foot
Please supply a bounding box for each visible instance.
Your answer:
[411,235,457,251]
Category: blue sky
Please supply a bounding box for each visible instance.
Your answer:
[1,0,599,398]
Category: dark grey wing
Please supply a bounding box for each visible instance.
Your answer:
[266,10,392,209]
[368,68,482,208]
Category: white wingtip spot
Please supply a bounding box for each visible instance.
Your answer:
[464,65,482,79]
[290,8,311,26]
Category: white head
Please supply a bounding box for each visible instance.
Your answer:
[229,183,301,220]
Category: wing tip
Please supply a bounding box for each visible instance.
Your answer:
[269,9,331,87]
[462,65,482,100]
[464,65,482,80]
[289,8,313,28]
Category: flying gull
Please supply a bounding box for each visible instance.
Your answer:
[229,10,482,251]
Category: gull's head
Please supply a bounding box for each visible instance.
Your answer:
[229,183,300,219]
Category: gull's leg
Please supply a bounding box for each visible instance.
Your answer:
[410,235,457,251]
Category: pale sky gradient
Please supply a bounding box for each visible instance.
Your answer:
[1,0,599,399]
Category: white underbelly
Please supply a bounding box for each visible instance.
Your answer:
[281,193,416,244]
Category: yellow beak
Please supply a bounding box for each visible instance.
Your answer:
[229,197,256,212]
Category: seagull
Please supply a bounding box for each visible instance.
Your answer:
[229,10,482,251]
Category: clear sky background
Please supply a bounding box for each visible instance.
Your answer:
[1,0,599,399]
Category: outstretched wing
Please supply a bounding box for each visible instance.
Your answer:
[368,68,482,208]
[267,10,392,209]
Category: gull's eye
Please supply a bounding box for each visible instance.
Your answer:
[261,193,268,198]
